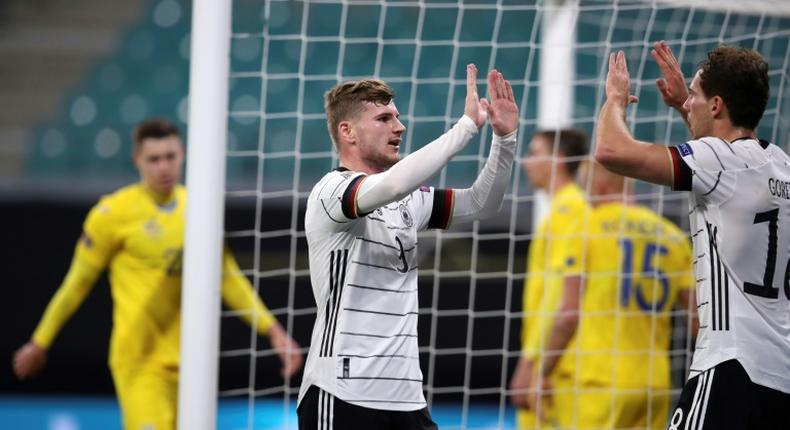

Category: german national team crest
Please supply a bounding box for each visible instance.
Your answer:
[399,204,413,227]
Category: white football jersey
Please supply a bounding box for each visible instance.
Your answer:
[669,137,790,393]
[298,168,454,411]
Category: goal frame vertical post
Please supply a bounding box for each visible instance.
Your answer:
[535,0,576,227]
[178,0,232,429]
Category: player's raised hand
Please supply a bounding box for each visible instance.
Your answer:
[13,341,47,380]
[482,69,519,136]
[651,41,688,110]
[268,323,304,378]
[606,51,639,108]
[464,64,488,128]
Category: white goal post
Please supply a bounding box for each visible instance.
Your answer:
[178,0,231,429]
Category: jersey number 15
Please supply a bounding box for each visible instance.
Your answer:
[619,239,669,312]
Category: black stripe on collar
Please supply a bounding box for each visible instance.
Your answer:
[731,136,770,149]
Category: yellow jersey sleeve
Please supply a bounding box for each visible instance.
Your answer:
[522,184,588,359]
[522,228,545,356]
[31,198,119,349]
[31,254,102,349]
[553,215,588,276]
[220,247,276,335]
[76,198,121,269]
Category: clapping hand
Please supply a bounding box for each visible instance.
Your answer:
[483,69,519,137]
[606,50,639,108]
[651,40,688,111]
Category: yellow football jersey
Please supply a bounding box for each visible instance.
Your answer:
[522,183,589,374]
[32,183,275,369]
[564,202,693,389]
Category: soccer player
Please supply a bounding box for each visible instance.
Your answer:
[296,65,518,430]
[509,129,590,429]
[596,42,790,428]
[529,160,696,429]
[13,119,303,430]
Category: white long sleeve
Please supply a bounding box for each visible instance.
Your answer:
[355,116,479,214]
[450,129,517,225]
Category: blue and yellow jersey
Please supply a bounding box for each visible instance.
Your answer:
[563,202,693,389]
[32,183,275,369]
[522,183,589,377]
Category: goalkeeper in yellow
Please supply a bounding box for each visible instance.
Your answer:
[528,161,697,429]
[12,119,303,430]
[509,129,590,429]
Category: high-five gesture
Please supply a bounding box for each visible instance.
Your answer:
[483,69,519,136]
[464,64,488,128]
[606,50,639,108]
[651,41,688,111]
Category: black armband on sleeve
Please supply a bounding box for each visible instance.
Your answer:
[341,175,367,219]
[427,188,454,229]
[668,146,693,191]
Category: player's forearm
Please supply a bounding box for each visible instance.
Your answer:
[451,129,517,224]
[356,116,478,213]
[540,275,582,376]
[221,251,277,334]
[594,100,636,174]
[32,256,100,348]
[221,276,276,335]
[595,101,674,186]
[540,311,578,377]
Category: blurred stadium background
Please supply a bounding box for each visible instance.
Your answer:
[2,0,789,429]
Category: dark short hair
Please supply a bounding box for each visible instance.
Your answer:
[534,128,589,175]
[324,79,395,149]
[699,45,769,130]
[133,118,181,153]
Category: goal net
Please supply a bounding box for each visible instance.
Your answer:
[212,1,790,428]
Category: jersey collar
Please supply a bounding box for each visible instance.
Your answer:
[731,136,770,149]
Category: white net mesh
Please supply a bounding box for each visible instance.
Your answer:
[216,1,790,429]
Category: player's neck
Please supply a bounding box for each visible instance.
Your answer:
[713,122,757,143]
[591,188,631,207]
[141,182,177,204]
[338,156,384,175]
[547,174,573,195]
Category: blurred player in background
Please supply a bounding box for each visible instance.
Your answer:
[13,118,303,430]
[509,129,589,429]
[528,160,696,429]
[297,65,518,430]
[597,42,790,428]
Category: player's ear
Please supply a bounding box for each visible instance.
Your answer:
[132,147,142,169]
[338,121,354,145]
[176,138,186,161]
[710,95,726,119]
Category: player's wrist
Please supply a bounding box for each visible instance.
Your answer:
[492,128,517,142]
[458,115,479,134]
